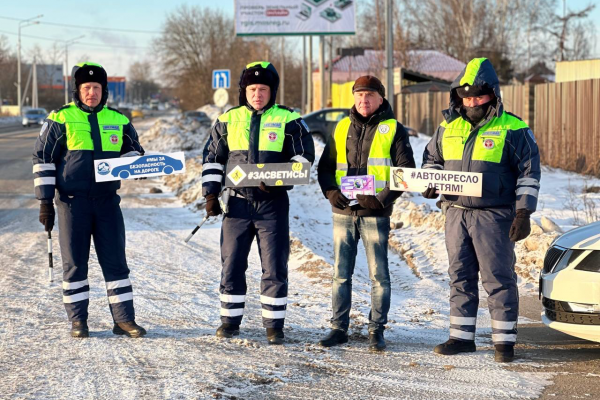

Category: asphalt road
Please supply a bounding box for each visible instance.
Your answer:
[1,125,600,398]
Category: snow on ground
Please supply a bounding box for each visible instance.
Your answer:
[0,116,20,125]
[6,114,595,399]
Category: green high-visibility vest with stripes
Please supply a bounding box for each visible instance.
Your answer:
[440,111,529,163]
[334,117,397,193]
[218,106,301,152]
[47,103,128,152]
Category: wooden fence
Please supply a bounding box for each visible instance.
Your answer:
[535,79,600,174]
[395,79,600,175]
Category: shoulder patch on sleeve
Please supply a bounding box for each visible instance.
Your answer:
[40,121,49,136]
[301,120,310,132]
[527,128,536,143]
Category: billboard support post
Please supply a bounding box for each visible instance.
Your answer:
[385,0,394,111]
[319,36,325,110]
[307,36,313,113]
[302,36,306,114]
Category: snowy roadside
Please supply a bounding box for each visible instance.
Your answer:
[0,116,21,125]
[123,114,600,398]
[6,112,594,399]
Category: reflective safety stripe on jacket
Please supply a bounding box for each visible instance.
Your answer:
[440,111,528,164]
[47,103,128,155]
[334,117,396,193]
[218,106,301,153]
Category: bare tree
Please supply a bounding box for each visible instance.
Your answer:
[154,5,274,110]
[0,35,18,106]
[550,1,596,61]
[128,61,160,104]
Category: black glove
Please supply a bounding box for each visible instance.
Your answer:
[326,189,350,209]
[205,193,222,217]
[422,186,439,199]
[258,181,271,193]
[356,194,384,210]
[39,203,55,232]
[509,209,532,242]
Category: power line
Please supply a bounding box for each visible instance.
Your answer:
[0,15,161,34]
[0,29,150,50]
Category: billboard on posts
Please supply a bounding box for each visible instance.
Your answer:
[235,0,356,36]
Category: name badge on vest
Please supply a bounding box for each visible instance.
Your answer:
[378,124,390,134]
[103,125,120,131]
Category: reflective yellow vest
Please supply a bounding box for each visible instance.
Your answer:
[440,111,529,163]
[47,102,128,153]
[218,105,301,152]
[334,117,396,193]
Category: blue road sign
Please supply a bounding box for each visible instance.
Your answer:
[212,69,231,89]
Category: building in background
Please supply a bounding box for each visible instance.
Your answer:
[108,77,127,105]
[555,59,600,83]
[312,49,466,110]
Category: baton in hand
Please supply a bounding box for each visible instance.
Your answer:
[47,231,54,282]
[184,215,209,243]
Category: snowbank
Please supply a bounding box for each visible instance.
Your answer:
[0,116,20,126]
[138,116,211,208]
[197,104,233,123]
[141,122,598,290]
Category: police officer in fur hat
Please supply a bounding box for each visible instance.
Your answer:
[202,61,315,344]
[33,62,146,338]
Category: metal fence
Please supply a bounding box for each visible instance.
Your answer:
[395,79,600,175]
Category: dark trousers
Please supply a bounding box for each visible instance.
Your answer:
[445,207,518,344]
[219,195,290,329]
[55,193,134,323]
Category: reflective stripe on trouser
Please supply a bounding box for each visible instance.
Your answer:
[56,193,134,323]
[219,195,289,328]
[445,207,518,344]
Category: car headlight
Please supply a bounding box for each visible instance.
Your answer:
[552,249,585,274]
[574,250,600,272]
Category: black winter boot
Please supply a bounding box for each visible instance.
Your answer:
[216,323,240,338]
[369,331,386,352]
[266,328,284,345]
[113,321,147,338]
[71,321,89,338]
[318,329,349,347]
[433,339,476,355]
[494,344,515,363]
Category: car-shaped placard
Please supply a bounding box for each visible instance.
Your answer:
[540,221,600,342]
[94,152,186,182]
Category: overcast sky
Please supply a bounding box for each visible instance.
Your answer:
[1,0,598,79]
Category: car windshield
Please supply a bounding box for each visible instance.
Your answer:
[26,109,46,115]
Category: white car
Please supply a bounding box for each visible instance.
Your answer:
[540,221,600,342]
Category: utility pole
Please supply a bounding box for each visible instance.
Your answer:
[32,56,38,108]
[280,38,285,105]
[17,14,43,116]
[302,36,306,114]
[319,36,325,110]
[307,36,313,113]
[328,37,333,107]
[385,0,394,111]
[63,35,85,104]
